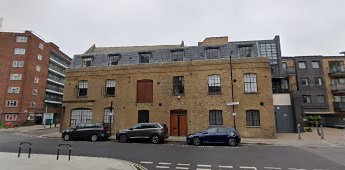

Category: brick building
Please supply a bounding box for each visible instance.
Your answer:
[0,30,71,126]
[62,37,278,138]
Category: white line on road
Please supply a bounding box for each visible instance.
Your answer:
[139,161,153,164]
[240,166,258,170]
[177,163,190,166]
[176,167,189,170]
[156,166,170,169]
[197,164,212,167]
[288,168,307,170]
[196,168,211,170]
[219,165,233,168]
[158,162,172,165]
[264,167,282,169]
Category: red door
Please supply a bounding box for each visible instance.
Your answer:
[170,110,188,136]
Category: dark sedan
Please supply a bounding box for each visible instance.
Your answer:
[62,123,111,142]
[186,127,241,146]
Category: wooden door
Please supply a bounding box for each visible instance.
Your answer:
[170,110,188,136]
[137,80,153,103]
[170,114,179,136]
[179,115,188,136]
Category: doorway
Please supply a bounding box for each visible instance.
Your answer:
[170,110,187,136]
[138,110,149,123]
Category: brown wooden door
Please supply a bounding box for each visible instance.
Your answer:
[170,114,179,136]
[170,110,188,136]
[137,80,153,103]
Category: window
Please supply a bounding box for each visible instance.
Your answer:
[109,54,121,65]
[238,44,253,57]
[27,114,35,120]
[36,65,41,72]
[317,95,325,104]
[70,109,93,127]
[312,61,320,68]
[137,80,153,103]
[10,74,22,80]
[39,43,44,49]
[302,95,312,103]
[246,110,260,126]
[208,75,221,94]
[6,100,18,107]
[139,52,151,63]
[78,80,88,97]
[31,102,37,108]
[244,73,257,93]
[8,87,20,94]
[331,78,345,85]
[138,110,149,123]
[300,78,309,86]
[14,48,25,55]
[314,77,322,86]
[32,89,37,96]
[16,36,27,42]
[173,76,184,95]
[34,77,39,83]
[171,50,184,61]
[259,43,277,64]
[12,61,24,67]
[105,80,116,96]
[37,54,43,61]
[205,48,219,59]
[334,96,345,102]
[206,127,218,133]
[282,62,287,69]
[104,108,115,124]
[209,110,223,125]
[5,114,17,121]
[329,61,344,73]
[298,61,306,69]
[81,57,92,67]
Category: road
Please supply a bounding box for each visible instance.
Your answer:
[0,132,344,170]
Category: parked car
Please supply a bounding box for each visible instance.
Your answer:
[116,123,169,144]
[186,127,241,146]
[62,123,111,142]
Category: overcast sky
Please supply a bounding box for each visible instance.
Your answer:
[1,0,344,58]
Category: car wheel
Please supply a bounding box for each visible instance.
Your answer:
[91,134,98,142]
[228,139,236,147]
[192,137,201,146]
[151,135,160,144]
[119,134,128,143]
[63,134,70,141]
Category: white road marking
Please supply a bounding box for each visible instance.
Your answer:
[158,162,172,165]
[196,168,211,170]
[177,163,190,166]
[288,168,307,170]
[176,167,189,170]
[156,166,170,169]
[219,165,233,168]
[197,164,212,167]
[139,161,153,164]
[240,166,258,170]
[264,167,282,170]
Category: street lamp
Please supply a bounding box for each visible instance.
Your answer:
[109,101,114,136]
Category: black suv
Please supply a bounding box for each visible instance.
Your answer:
[116,123,169,144]
[62,123,111,142]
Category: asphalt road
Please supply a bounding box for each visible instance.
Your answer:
[0,132,344,170]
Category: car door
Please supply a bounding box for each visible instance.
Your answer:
[72,124,85,139]
[217,127,230,143]
[203,127,218,143]
[129,124,143,138]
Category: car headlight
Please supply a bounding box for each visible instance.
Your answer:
[230,132,235,136]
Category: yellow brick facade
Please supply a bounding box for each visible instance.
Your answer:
[62,57,276,138]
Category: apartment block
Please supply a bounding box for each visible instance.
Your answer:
[0,30,71,126]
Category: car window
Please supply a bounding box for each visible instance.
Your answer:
[76,124,86,129]
[206,128,218,133]
[218,128,229,134]
[85,123,95,128]
[133,124,142,129]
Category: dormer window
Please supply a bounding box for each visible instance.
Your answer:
[139,52,151,63]
[109,54,121,65]
[81,57,92,67]
[238,44,253,57]
[171,50,184,62]
[205,47,219,59]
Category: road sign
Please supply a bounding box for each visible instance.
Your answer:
[232,113,237,116]
[226,102,239,106]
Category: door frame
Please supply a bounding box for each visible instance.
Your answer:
[170,110,188,136]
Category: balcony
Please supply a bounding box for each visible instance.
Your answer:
[331,84,345,94]
[280,67,295,77]
[329,67,345,77]
[333,102,345,111]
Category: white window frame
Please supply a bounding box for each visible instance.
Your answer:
[39,43,44,49]
[104,108,115,124]
[12,61,24,67]
[16,36,27,43]
[312,61,320,69]
[71,109,93,127]
[5,114,17,121]
[31,102,37,108]
[105,80,116,96]
[34,77,39,83]
[8,87,20,93]
[10,74,22,80]
[244,73,257,93]
[301,78,309,86]
[14,48,25,55]
[298,61,306,69]
[27,114,35,120]
[32,89,38,96]
[6,100,18,107]
[36,65,41,72]
[208,75,221,93]
[37,54,43,61]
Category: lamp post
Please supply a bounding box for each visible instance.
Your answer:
[109,101,114,136]
[230,50,236,130]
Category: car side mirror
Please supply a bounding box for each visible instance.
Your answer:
[203,131,208,134]
[129,128,133,130]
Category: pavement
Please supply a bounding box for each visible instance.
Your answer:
[0,152,139,170]
[1,125,345,147]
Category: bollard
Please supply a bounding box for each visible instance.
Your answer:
[57,144,72,161]
[297,124,301,140]
[18,142,32,158]
[320,124,325,139]
[316,122,321,136]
